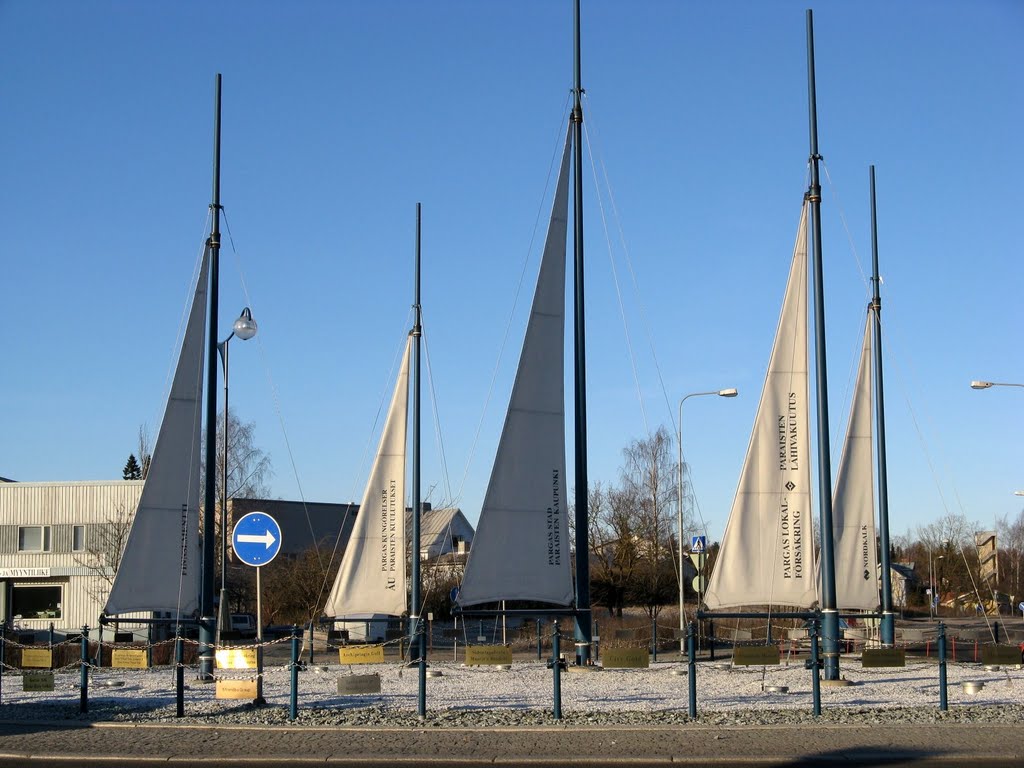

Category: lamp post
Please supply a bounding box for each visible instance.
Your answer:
[215,307,257,639]
[677,388,738,654]
[928,549,945,619]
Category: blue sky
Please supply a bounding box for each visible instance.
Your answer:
[1,0,1021,544]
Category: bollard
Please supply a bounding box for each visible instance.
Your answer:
[147,624,154,669]
[175,635,184,718]
[708,619,715,661]
[80,625,89,714]
[651,618,657,663]
[994,621,1000,645]
[810,617,821,717]
[938,622,948,712]
[1,627,5,704]
[49,622,54,649]
[290,626,300,722]
[536,619,542,661]
[308,621,314,666]
[594,619,600,663]
[551,621,563,720]
[687,621,697,718]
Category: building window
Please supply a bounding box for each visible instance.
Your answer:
[72,525,86,552]
[11,585,62,620]
[17,526,51,552]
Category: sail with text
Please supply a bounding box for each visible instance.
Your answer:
[105,250,209,616]
[831,315,880,610]
[456,125,575,608]
[324,337,411,618]
[703,200,819,610]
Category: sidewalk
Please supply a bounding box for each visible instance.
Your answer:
[1,720,1021,767]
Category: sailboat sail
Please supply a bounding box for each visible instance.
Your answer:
[457,126,575,608]
[325,337,411,618]
[831,315,879,610]
[105,249,209,616]
[704,201,818,610]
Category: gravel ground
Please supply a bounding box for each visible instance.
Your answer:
[2,656,1022,728]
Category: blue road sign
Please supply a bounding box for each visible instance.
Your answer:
[450,587,460,604]
[232,511,282,567]
[691,535,707,554]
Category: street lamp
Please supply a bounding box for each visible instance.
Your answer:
[215,307,257,638]
[970,380,1024,390]
[677,387,738,654]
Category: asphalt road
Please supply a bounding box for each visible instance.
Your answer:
[1,720,1021,767]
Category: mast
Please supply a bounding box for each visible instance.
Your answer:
[571,0,592,666]
[805,10,840,681]
[200,73,223,681]
[870,166,896,644]
[411,203,426,715]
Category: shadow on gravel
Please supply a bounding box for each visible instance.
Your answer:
[774,748,930,767]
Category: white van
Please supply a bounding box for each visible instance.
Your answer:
[230,613,257,638]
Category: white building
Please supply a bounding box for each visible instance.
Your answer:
[0,480,143,638]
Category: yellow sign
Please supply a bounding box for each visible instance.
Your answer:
[464,645,513,666]
[111,649,149,669]
[22,671,55,691]
[339,645,385,664]
[216,648,258,669]
[21,649,53,669]
[216,679,259,699]
[601,647,650,668]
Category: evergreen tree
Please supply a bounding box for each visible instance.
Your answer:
[123,453,142,480]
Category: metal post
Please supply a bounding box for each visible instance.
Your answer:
[308,621,314,666]
[651,618,657,663]
[869,166,895,646]
[290,625,300,722]
[810,617,821,717]
[147,623,153,669]
[255,565,265,705]
[938,622,948,711]
[687,621,697,719]
[594,619,600,663]
[200,72,223,681]
[48,622,54,649]
[536,619,542,661]
[552,621,563,719]
[79,625,89,714]
[571,0,592,667]
[0,629,4,704]
[175,634,184,717]
[709,618,715,661]
[805,9,840,681]
[217,335,230,641]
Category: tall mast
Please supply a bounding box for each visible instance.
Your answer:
[571,0,592,666]
[870,166,896,645]
[805,10,840,681]
[200,73,223,681]
[411,203,426,715]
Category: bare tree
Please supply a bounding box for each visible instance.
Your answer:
[137,424,152,480]
[200,407,273,503]
[73,502,134,604]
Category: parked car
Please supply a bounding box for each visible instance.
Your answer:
[230,613,257,639]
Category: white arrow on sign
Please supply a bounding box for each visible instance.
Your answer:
[236,530,277,549]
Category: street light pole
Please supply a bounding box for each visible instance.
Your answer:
[215,308,257,640]
[677,388,738,655]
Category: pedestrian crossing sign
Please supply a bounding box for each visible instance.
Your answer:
[691,535,706,553]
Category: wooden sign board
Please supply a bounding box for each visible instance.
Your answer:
[861,648,906,668]
[339,645,385,665]
[601,647,650,669]
[216,648,258,669]
[21,649,53,669]
[111,649,149,669]
[981,645,1022,666]
[732,646,780,666]
[216,679,258,699]
[337,674,382,695]
[464,645,513,666]
[22,671,55,692]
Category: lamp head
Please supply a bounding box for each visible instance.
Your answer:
[718,388,739,398]
[970,380,993,390]
[233,307,257,341]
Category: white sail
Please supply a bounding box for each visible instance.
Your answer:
[105,249,209,616]
[457,126,574,607]
[704,201,818,610]
[832,315,880,610]
[325,337,411,618]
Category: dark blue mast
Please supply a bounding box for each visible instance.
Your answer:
[411,203,426,714]
[200,73,223,681]
[571,0,592,666]
[869,167,896,645]
[805,10,840,681]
